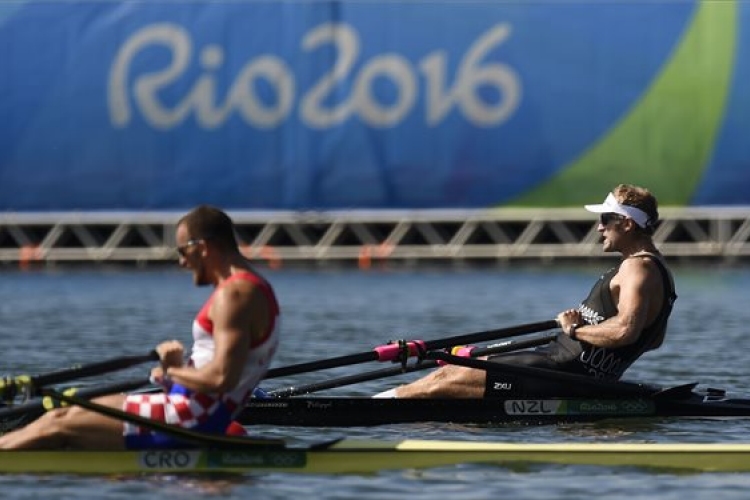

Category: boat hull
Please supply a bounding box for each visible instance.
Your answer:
[237,392,750,427]
[2,440,750,474]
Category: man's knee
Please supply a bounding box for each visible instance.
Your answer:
[45,405,74,422]
[25,407,69,441]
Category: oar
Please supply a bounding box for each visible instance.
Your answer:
[0,350,159,399]
[39,386,286,449]
[264,319,558,379]
[0,377,152,433]
[267,333,557,397]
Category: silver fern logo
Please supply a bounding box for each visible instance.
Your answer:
[578,304,604,325]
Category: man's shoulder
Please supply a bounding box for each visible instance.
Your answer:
[212,277,258,307]
[618,254,667,280]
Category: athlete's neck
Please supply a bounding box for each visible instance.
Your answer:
[621,238,660,259]
[210,253,255,286]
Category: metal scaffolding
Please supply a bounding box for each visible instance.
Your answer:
[2,207,750,267]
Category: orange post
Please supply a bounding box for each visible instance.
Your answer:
[358,245,372,270]
[18,244,41,270]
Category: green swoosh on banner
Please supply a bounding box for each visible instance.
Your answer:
[509,0,736,207]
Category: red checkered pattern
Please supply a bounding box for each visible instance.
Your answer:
[121,392,220,436]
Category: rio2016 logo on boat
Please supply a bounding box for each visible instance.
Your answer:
[208,451,306,468]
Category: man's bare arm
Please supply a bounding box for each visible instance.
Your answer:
[164,281,269,392]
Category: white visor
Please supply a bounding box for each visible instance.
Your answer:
[584,193,650,228]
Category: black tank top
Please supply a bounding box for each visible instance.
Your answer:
[544,253,677,379]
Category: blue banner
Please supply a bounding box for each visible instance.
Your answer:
[0,1,745,210]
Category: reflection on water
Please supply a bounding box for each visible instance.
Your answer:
[555,420,666,439]
[137,474,251,496]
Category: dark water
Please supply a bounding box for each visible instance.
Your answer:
[1,264,750,498]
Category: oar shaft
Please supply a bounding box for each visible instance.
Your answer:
[0,351,160,402]
[265,352,378,379]
[30,351,159,388]
[0,378,152,427]
[458,334,556,358]
[421,320,558,352]
[269,364,436,398]
[265,319,558,379]
[268,334,556,397]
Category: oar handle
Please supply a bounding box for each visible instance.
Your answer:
[449,333,557,360]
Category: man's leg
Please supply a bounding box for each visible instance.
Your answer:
[0,394,127,450]
[392,365,487,398]
[379,349,560,398]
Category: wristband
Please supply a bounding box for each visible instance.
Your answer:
[568,323,579,340]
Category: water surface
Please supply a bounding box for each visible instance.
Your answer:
[1,264,749,498]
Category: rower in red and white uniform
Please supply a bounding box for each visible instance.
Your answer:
[0,205,280,450]
[123,269,279,448]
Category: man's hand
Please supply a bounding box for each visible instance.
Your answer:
[156,340,185,369]
[556,308,583,337]
[149,365,173,390]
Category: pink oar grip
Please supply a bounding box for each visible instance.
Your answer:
[437,345,475,366]
[373,340,428,362]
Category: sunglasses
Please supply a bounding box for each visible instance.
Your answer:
[599,213,624,226]
[176,238,204,257]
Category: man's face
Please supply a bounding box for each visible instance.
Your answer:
[597,213,627,252]
[175,223,210,286]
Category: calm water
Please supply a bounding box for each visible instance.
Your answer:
[1,263,750,498]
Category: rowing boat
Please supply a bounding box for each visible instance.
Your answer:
[237,383,750,427]
[5,382,748,432]
[4,370,748,431]
[2,332,749,476]
[1,354,750,475]
[239,338,750,426]
[2,438,750,474]
[6,387,750,475]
